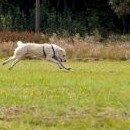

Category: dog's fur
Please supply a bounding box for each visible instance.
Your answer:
[2,41,71,70]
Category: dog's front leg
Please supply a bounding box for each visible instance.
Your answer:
[59,61,71,70]
[46,57,63,69]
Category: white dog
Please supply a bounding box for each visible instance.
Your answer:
[2,41,71,70]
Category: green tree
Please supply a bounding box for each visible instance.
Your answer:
[109,0,130,17]
[109,0,130,33]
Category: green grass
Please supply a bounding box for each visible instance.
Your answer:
[0,59,130,130]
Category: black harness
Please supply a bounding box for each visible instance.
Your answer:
[43,44,56,58]
[43,45,46,57]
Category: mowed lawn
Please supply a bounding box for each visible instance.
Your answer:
[0,59,130,130]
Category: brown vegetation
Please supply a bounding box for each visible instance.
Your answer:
[0,31,130,60]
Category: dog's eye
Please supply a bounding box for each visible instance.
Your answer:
[63,55,65,57]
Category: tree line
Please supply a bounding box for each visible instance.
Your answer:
[0,0,130,37]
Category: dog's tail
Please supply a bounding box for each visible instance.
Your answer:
[17,41,24,46]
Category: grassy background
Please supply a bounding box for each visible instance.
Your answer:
[0,59,130,129]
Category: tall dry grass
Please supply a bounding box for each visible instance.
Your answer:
[0,31,130,60]
[50,34,130,60]
[0,31,49,43]
[0,31,49,57]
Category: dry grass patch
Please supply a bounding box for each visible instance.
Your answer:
[0,31,49,43]
[50,35,130,60]
[1,31,130,60]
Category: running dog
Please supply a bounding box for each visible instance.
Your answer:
[2,41,71,70]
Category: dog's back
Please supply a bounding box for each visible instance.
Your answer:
[17,41,24,47]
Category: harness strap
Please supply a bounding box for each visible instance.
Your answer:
[43,45,46,57]
[43,44,56,59]
[51,44,56,58]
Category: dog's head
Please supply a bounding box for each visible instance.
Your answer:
[57,48,67,62]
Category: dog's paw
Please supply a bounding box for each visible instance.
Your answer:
[2,62,5,65]
[66,67,71,70]
[8,67,12,70]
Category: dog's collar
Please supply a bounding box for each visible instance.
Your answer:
[43,45,46,57]
[51,44,56,59]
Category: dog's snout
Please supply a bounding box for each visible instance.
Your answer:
[64,59,66,62]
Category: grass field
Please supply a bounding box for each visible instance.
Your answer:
[0,59,130,130]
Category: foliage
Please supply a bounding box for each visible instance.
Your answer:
[0,7,27,31]
[109,0,130,33]
[0,0,130,35]
[0,13,12,31]
[109,0,130,17]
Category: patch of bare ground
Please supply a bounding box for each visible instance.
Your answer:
[0,105,130,128]
[0,105,25,121]
[93,107,130,128]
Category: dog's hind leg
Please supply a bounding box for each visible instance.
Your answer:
[8,59,20,70]
[2,56,15,65]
